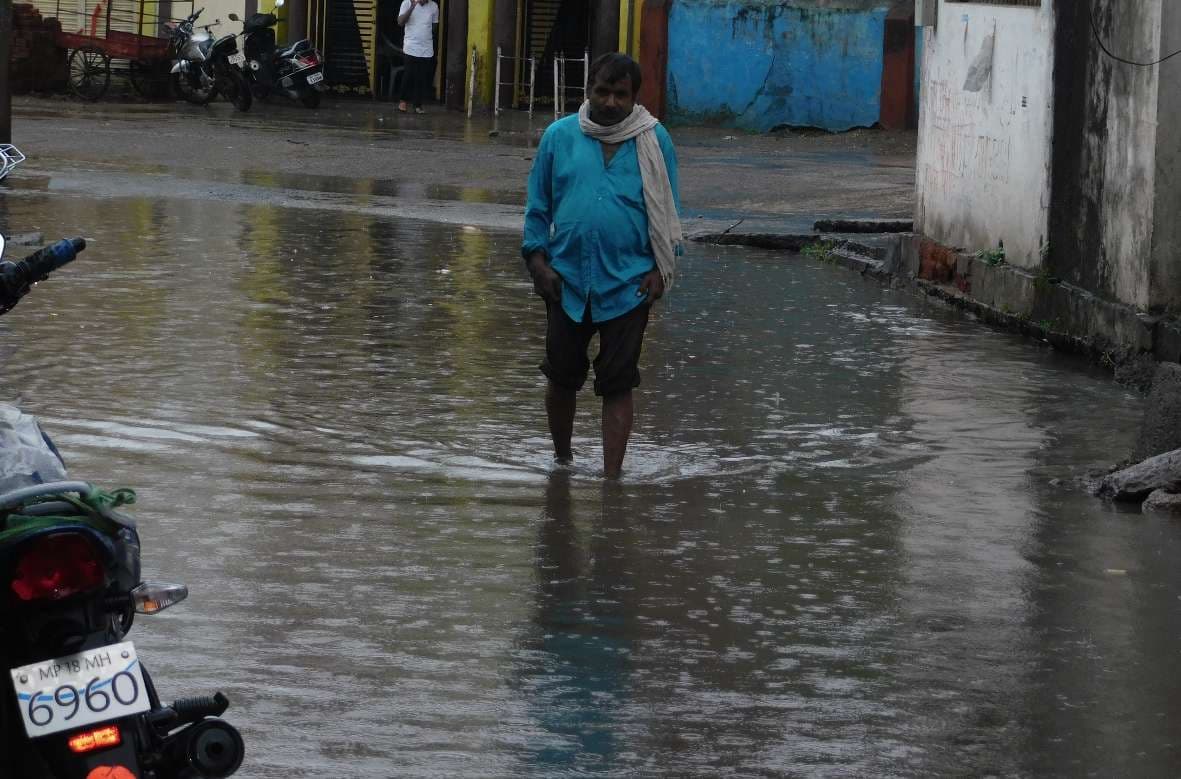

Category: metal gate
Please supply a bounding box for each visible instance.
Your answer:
[307,0,376,92]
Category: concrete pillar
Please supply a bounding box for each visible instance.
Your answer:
[1151,0,1181,310]
[0,0,10,144]
[446,0,469,108]
[285,0,307,44]
[879,5,915,130]
[1049,0,1162,307]
[590,0,618,60]
[636,0,665,118]
[617,0,639,59]
[492,0,516,110]
[467,0,494,108]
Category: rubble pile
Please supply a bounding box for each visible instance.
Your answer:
[1093,363,1181,513]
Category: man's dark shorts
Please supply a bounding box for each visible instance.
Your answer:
[541,301,651,397]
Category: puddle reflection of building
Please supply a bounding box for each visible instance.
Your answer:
[1016,386,1181,774]
[886,339,1046,773]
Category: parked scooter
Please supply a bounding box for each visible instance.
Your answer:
[0,156,246,777]
[228,0,327,109]
[167,7,252,111]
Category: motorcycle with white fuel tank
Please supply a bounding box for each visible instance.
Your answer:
[167,6,252,111]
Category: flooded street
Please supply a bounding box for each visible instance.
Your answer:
[0,187,1176,777]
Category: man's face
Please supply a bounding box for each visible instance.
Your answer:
[589,73,635,126]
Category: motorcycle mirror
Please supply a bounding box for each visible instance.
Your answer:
[131,581,189,614]
[274,0,285,8]
[228,12,239,20]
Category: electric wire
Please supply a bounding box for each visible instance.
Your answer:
[1089,1,1181,67]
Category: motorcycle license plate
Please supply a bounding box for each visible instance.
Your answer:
[9,642,150,738]
[228,52,246,66]
[306,72,324,85]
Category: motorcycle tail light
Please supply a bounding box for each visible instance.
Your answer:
[67,724,122,753]
[297,53,320,67]
[10,533,106,602]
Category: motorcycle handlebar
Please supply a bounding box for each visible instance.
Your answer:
[0,238,85,315]
[19,237,85,281]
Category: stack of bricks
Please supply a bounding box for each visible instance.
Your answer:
[11,4,68,93]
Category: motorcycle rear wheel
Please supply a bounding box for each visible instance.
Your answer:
[299,90,321,109]
[173,70,217,105]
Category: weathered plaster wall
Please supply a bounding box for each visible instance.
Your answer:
[1050,0,1162,309]
[665,0,892,132]
[1150,2,1181,311]
[916,3,1054,269]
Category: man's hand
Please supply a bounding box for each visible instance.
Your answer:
[637,268,664,304]
[527,253,562,303]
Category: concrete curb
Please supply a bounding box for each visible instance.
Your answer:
[692,229,1176,385]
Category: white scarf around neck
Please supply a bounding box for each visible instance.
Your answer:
[578,101,682,290]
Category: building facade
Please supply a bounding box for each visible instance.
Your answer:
[914,0,1181,355]
[663,0,917,131]
[277,0,916,128]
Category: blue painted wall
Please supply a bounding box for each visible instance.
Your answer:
[666,1,892,132]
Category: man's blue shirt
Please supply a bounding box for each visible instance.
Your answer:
[522,114,680,324]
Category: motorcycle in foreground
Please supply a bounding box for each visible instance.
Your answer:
[228,0,326,109]
[0,206,246,776]
[167,7,252,112]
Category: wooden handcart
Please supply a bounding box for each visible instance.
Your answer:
[53,0,193,100]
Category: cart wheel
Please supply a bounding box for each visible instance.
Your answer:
[68,47,111,101]
[129,60,170,101]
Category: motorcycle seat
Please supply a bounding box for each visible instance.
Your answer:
[275,39,312,60]
[242,12,276,33]
[212,33,238,53]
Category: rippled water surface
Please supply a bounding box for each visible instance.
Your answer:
[0,190,1174,778]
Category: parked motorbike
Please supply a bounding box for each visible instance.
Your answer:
[228,0,326,109]
[0,181,246,776]
[167,7,252,112]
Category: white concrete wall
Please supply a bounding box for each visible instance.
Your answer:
[916,2,1054,268]
[194,0,248,35]
[1093,2,1161,309]
[1151,1,1181,309]
[1050,0,1163,310]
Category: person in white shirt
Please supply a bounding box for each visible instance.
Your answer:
[397,0,439,113]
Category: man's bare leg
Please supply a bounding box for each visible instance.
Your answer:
[602,390,634,478]
[546,381,577,463]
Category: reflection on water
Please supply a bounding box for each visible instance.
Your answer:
[0,190,1173,777]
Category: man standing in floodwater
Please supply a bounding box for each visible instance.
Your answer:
[522,52,682,478]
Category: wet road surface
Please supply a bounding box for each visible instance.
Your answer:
[0,186,1176,778]
[12,97,917,237]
